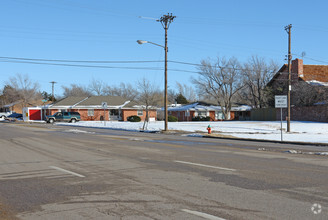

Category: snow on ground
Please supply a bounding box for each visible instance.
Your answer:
[57,120,328,144]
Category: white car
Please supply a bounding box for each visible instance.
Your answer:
[0,112,12,120]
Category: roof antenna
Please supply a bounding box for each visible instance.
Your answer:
[301,51,306,59]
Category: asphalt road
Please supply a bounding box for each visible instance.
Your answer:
[0,122,327,220]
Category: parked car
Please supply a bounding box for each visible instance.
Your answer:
[0,112,12,119]
[5,113,23,121]
[46,112,81,123]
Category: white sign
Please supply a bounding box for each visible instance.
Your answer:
[275,95,287,108]
[101,102,108,109]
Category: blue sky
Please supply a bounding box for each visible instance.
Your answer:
[0,0,327,96]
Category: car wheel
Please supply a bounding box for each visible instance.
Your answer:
[49,118,54,124]
[0,115,5,120]
[71,118,76,123]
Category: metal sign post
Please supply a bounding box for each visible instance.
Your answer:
[101,102,107,126]
[275,95,288,141]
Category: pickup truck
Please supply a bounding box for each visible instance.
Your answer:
[0,112,12,119]
[46,112,81,123]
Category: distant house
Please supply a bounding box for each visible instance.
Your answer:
[268,58,328,86]
[1,99,51,114]
[43,96,157,121]
[267,58,328,106]
[168,102,251,121]
[264,58,328,122]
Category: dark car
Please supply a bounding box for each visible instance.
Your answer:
[5,113,23,121]
[46,112,81,123]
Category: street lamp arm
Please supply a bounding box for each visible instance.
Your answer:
[137,40,165,50]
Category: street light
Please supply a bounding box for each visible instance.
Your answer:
[137,39,168,131]
[137,40,165,49]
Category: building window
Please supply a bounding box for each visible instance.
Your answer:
[88,109,94,116]
[215,111,225,120]
[137,110,143,116]
[198,111,207,117]
[185,111,190,117]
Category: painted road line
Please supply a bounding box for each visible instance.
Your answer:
[49,166,85,178]
[181,209,226,220]
[174,160,236,172]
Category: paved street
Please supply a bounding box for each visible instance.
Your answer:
[0,122,327,220]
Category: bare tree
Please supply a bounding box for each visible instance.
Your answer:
[176,82,197,102]
[291,81,328,106]
[1,85,19,104]
[167,89,177,104]
[5,74,40,107]
[88,78,107,96]
[103,83,138,101]
[62,84,92,97]
[192,57,244,119]
[240,56,279,108]
[137,78,161,130]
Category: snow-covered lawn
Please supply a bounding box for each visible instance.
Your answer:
[57,120,328,144]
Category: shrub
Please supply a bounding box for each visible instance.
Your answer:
[203,116,211,121]
[127,115,141,122]
[168,115,178,122]
[192,116,201,121]
[192,116,211,121]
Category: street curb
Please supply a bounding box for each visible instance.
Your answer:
[202,135,328,147]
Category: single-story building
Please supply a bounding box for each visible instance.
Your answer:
[1,99,51,114]
[168,102,251,121]
[24,96,157,122]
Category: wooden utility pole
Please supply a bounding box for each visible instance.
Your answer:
[285,24,292,132]
[158,13,176,131]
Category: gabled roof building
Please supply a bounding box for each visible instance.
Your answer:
[168,102,251,121]
[47,96,157,121]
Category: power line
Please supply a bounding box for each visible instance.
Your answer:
[1,55,327,73]
[0,56,163,64]
[292,54,328,65]
[0,59,199,73]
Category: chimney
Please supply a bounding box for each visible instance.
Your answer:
[291,58,304,79]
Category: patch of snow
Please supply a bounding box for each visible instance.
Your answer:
[306,80,328,87]
[182,133,204,137]
[231,105,252,111]
[56,120,328,144]
[315,152,328,156]
[64,129,95,134]
[285,150,300,154]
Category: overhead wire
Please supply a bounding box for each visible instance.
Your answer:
[1,55,327,73]
[0,59,199,74]
[0,56,164,64]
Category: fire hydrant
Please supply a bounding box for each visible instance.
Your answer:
[207,125,212,134]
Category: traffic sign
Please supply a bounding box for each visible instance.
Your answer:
[275,95,287,108]
[101,102,108,109]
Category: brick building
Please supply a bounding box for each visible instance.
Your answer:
[260,58,328,122]
[267,58,328,106]
[168,102,251,121]
[45,96,157,121]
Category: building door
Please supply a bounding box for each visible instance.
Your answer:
[109,109,119,121]
[29,109,41,120]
